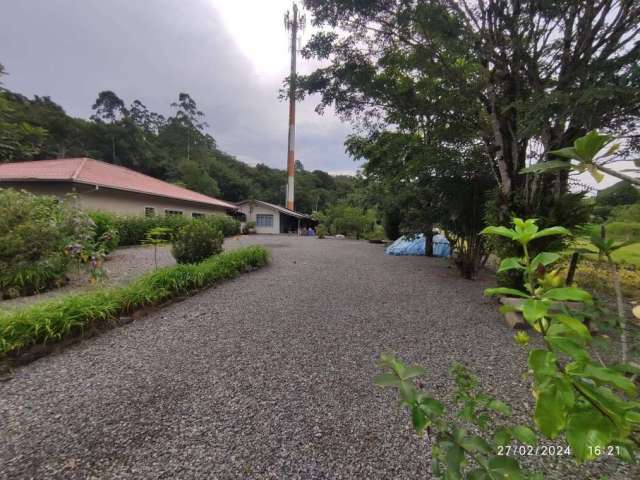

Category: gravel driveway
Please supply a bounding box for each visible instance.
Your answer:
[0,236,635,479]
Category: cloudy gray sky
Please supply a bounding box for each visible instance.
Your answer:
[0,0,359,174]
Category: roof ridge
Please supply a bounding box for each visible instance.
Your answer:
[71,158,88,180]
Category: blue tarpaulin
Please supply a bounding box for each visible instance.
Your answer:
[385,233,451,257]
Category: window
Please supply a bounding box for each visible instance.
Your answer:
[192,212,205,219]
[145,207,155,217]
[256,214,274,228]
[165,209,183,216]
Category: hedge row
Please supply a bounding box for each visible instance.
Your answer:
[0,246,269,357]
[88,211,241,246]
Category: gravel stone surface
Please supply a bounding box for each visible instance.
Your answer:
[0,236,636,479]
[0,245,176,310]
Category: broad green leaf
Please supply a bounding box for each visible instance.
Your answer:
[373,373,401,387]
[549,147,582,161]
[530,252,560,270]
[421,397,444,418]
[488,399,512,416]
[510,425,537,446]
[610,239,640,252]
[520,160,572,174]
[399,381,417,404]
[411,404,428,434]
[547,336,590,361]
[484,287,530,298]
[574,130,613,162]
[531,226,571,240]
[625,410,640,424]
[497,257,525,273]
[551,314,591,340]
[572,380,626,428]
[460,435,492,453]
[487,456,523,480]
[528,350,558,382]
[573,363,636,396]
[543,287,592,303]
[611,363,640,375]
[400,366,426,380]
[535,385,567,438]
[566,409,615,462]
[481,226,516,239]
[445,444,464,480]
[492,427,511,447]
[521,299,549,324]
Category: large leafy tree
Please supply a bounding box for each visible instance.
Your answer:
[300,0,640,219]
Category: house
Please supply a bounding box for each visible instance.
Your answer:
[0,158,237,218]
[236,199,316,234]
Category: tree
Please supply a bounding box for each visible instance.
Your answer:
[170,92,209,161]
[91,90,127,124]
[300,0,640,220]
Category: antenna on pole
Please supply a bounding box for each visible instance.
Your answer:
[284,2,305,211]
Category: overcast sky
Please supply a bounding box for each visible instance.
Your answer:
[0,0,630,188]
[0,0,359,175]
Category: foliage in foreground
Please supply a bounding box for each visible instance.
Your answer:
[377,219,640,478]
[0,189,94,298]
[0,246,269,357]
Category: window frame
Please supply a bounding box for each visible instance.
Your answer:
[164,209,183,217]
[144,207,156,217]
[256,213,274,228]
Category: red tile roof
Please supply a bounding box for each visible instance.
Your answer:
[0,158,237,210]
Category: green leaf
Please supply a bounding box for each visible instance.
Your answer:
[510,425,537,446]
[574,130,613,162]
[520,159,572,174]
[488,399,512,416]
[573,363,637,396]
[411,404,428,434]
[572,380,626,428]
[487,456,523,480]
[373,373,401,387]
[445,444,464,480]
[484,287,530,299]
[400,366,426,380]
[530,252,560,271]
[399,381,417,404]
[467,468,490,480]
[549,147,582,161]
[566,409,615,462]
[421,397,444,418]
[531,226,571,240]
[480,226,516,239]
[551,314,591,340]
[543,287,592,303]
[521,299,549,325]
[535,385,567,438]
[492,427,511,447]
[547,336,590,362]
[461,435,492,454]
[528,350,558,382]
[497,257,525,273]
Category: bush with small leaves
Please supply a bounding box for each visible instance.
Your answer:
[172,221,223,264]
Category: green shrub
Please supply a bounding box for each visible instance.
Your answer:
[243,220,257,234]
[172,221,223,264]
[0,246,269,356]
[203,215,241,237]
[113,214,190,246]
[316,224,327,238]
[88,211,120,253]
[366,224,386,242]
[604,221,640,240]
[0,189,93,298]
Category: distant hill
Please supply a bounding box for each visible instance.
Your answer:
[0,82,355,213]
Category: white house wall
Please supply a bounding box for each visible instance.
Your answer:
[238,203,280,234]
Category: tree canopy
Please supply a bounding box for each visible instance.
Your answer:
[0,69,355,213]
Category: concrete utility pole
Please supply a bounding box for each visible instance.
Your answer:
[284,3,304,210]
